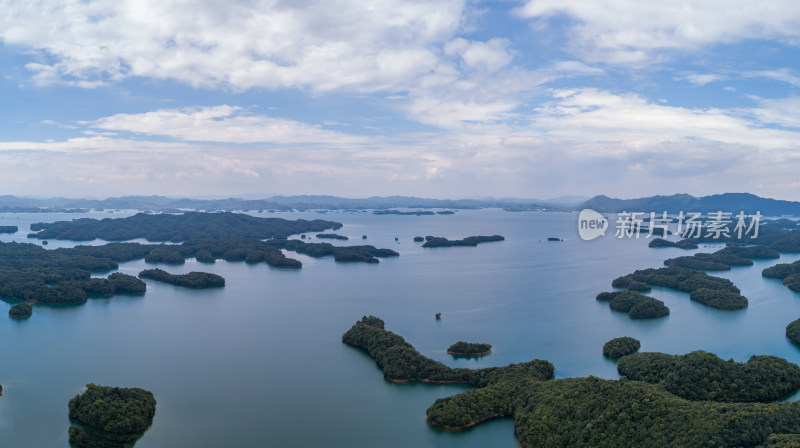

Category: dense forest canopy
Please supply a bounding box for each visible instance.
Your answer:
[346,317,800,447]
[617,351,800,403]
[68,384,156,447]
[602,337,640,359]
[138,269,225,289]
[421,235,504,248]
[611,266,747,310]
[30,212,341,242]
[447,341,492,355]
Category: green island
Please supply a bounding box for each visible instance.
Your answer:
[447,341,492,356]
[595,290,670,318]
[68,384,156,448]
[602,337,640,358]
[345,317,800,447]
[617,351,800,402]
[0,213,401,319]
[373,210,435,216]
[29,211,340,241]
[648,238,698,249]
[421,235,504,248]
[611,266,748,310]
[138,268,225,288]
[764,260,800,293]
[663,245,779,271]
[786,318,800,345]
[316,233,348,240]
[413,236,424,242]
[8,301,32,318]
[0,225,18,233]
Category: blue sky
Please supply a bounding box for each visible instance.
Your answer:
[1,0,800,200]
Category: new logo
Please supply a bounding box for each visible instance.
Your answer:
[578,209,608,240]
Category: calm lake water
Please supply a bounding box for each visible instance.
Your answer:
[1,209,800,447]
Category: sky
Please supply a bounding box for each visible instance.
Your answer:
[1,1,800,200]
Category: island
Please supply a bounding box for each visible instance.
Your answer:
[602,337,640,359]
[610,266,748,310]
[596,290,670,318]
[787,318,800,345]
[68,384,156,447]
[8,302,32,319]
[316,233,348,240]
[373,210,435,216]
[0,226,18,233]
[648,238,699,249]
[138,268,225,288]
[764,260,800,293]
[617,350,800,402]
[547,237,562,242]
[413,236,424,242]
[421,235,504,248]
[344,317,800,447]
[447,341,492,356]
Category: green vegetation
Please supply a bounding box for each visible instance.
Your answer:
[447,342,492,355]
[316,233,348,240]
[602,337,640,358]
[648,238,698,249]
[342,316,552,386]
[764,260,800,293]
[413,236,424,242]
[30,211,340,241]
[610,266,747,310]
[422,235,504,248]
[68,384,156,447]
[596,290,670,318]
[787,318,800,345]
[347,317,800,447]
[617,351,800,402]
[0,225,18,233]
[271,239,398,264]
[138,269,225,288]
[144,246,184,264]
[8,302,32,318]
[689,288,748,310]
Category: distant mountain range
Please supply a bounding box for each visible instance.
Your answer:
[578,193,800,216]
[0,193,797,215]
[0,194,561,212]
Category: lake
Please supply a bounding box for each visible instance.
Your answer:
[0,209,799,447]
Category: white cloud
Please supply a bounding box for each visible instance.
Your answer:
[530,88,800,151]
[743,69,800,87]
[1,0,467,92]
[746,96,800,129]
[682,73,723,86]
[515,1,800,65]
[87,105,370,145]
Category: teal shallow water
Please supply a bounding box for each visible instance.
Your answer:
[0,209,799,447]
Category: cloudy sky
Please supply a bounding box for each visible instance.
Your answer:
[2,0,800,200]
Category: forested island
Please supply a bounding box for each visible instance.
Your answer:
[447,341,492,355]
[2,213,402,318]
[610,266,748,310]
[595,290,670,318]
[138,269,225,288]
[602,337,640,358]
[316,233,348,240]
[345,317,800,447]
[8,302,32,318]
[68,384,156,447]
[0,225,17,233]
[421,235,504,248]
[764,260,800,293]
[787,318,800,345]
[617,351,800,402]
